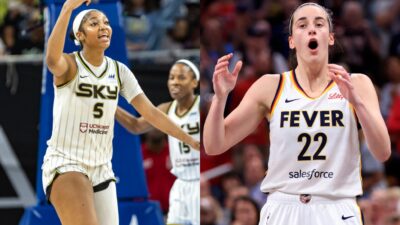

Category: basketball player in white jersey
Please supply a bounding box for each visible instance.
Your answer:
[204,3,391,225]
[115,59,200,225]
[42,0,199,224]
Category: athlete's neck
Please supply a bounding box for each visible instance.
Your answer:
[81,49,105,66]
[176,94,196,115]
[295,63,330,95]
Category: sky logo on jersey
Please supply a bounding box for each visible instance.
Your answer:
[108,74,115,79]
[80,122,110,134]
[76,83,118,99]
[289,169,334,180]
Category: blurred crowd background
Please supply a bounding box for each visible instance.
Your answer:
[200,1,400,225]
[0,0,200,55]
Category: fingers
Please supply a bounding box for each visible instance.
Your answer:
[85,0,91,6]
[214,61,229,71]
[217,53,233,64]
[214,53,242,77]
[214,68,227,76]
[329,70,353,88]
[328,64,350,76]
[328,64,351,81]
[232,60,243,77]
[193,141,200,151]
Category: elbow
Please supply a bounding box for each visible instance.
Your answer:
[204,147,217,156]
[372,142,391,162]
[118,118,141,135]
[377,147,391,162]
[126,120,142,135]
[127,127,141,135]
[204,148,220,156]
[203,140,225,156]
[45,54,57,68]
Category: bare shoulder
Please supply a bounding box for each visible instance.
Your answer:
[351,73,379,101]
[249,74,281,97]
[257,73,281,85]
[350,73,372,84]
[245,73,282,111]
[157,101,173,113]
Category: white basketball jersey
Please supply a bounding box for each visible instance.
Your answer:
[167,96,200,180]
[261,70,362,197]
[44,51,143,167]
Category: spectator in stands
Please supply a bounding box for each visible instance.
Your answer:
[231,196,259,225]
[369,0,400,59]
[386,214,400,225]
[123,0,191,51]
[1,0,43,54]
[243,153,267,207]
[360,133,387,199]
[380,56,400,119]
[219,171,242,203]
[335,1,381,77]
[200,175,212,197]
[222,185,249,225]
[202,17,235,71]
[201,195,224,225]
[388,94,400,154]
[160,17,191,50]
[369,188,400,225]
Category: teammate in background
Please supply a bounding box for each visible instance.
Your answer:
[116,59,200,225]
[203,3,390,225]
[42,0,199,224]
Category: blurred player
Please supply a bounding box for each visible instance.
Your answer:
[116,59,200,225]
[42,0,199,224]
[203,3,391,225]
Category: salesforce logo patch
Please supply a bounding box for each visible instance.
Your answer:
[289,169,334,180]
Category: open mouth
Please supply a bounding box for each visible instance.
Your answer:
[98,34,109,39]
[308,39,318,50]
[169,86,181,94]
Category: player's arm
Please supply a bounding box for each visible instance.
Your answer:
[130,94,199,150]
[204,75,277,155]
[115,102,171,135]
[46,0,90,81]
[351,74,391,161]
[329,64,391,162]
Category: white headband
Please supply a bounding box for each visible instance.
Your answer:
[72,9,94,46]
[176,59,199,81]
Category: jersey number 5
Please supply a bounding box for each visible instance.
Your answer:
[93,102,104,118]
[297,132,327,161]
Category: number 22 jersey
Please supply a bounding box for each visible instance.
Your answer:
[261,70,362,197]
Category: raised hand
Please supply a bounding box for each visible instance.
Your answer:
[64,0,92,10]
[212,53,243,98]
[328,64,361,105]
